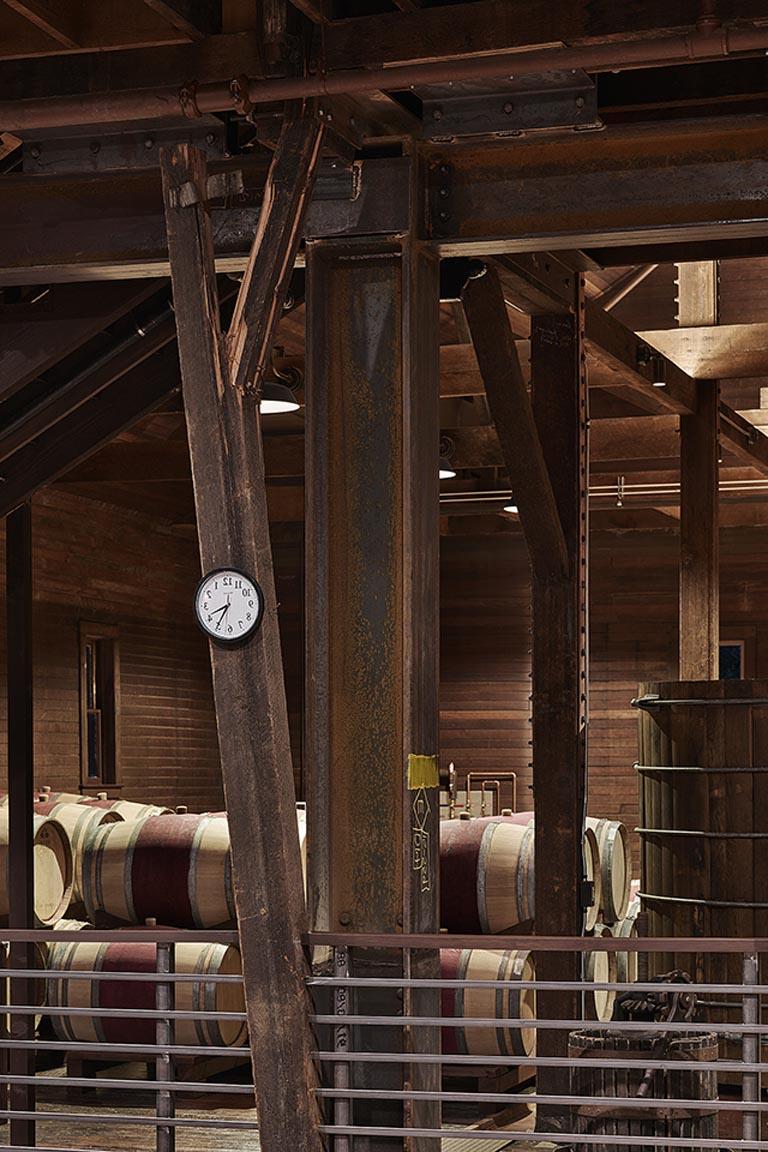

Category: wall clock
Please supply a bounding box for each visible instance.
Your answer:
[194,568,264,644]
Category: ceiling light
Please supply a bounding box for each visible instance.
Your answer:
[439,455,456,480]
[260,379,300,414]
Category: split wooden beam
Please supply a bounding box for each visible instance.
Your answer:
[160,109,325,1152]
[462,264,567,579]
[677,261,719,680]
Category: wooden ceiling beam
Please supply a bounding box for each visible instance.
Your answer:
[319,0,768,70]
[638,321,768,379]
[143,0,221,39]
[1,0,78,47]
[0,279,162,404]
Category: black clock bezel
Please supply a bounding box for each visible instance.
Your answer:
[194,567,265,646]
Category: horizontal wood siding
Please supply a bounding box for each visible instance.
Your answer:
[441,526,768,848]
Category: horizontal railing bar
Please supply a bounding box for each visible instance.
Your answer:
[12,969,243,982]
[636,763,768,774]
[0,1111,258,1130]
[632,696,768,707]
[307,931,768,951]
[316,1088,768,1111]
[314,1051,766,1071]
[0,1039,242,1056]
[12,1004,246,1020]
[311,1013,767,1034]
[319,1127,766,1148]
[0,1074,253,1094]
[0,929,238,943]
[308,977,768,994]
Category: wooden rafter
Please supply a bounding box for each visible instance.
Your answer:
[1,0,78,47]
[143,0,221,39]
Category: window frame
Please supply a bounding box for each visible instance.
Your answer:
[79,621,122,793]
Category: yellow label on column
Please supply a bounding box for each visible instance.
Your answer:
[407,754,439,790]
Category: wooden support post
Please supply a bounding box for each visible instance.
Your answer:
[6,502,35,1149]
[677,262,720,679]
[305,220,441,1149]
[160,108,325,1152]
[530,298,589,1132]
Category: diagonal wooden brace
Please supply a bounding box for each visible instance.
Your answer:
[462,264,569,581]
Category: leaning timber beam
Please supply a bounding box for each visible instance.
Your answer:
[160,111,325,1152]
[462,264,567,578]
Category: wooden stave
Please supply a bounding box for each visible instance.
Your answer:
[441,947,536,1058]
[45,937,247,1048]
[583,825,602,933]
[82,813,235,929]
[585,929,619,1023]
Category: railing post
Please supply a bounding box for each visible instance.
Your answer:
[155,935,175,1152]
[742,950,759,1143]
[333,946,351,1152]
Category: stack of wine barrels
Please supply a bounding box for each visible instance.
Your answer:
[439,809,638,1033]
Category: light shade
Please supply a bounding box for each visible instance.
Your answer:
[439,455,456,480]
[260,379,300,414]
[503,502,519,514]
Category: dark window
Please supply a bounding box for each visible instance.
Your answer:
[719,642,744,680]
[80,624,120,790]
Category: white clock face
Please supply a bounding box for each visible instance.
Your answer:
[194,569,264,643]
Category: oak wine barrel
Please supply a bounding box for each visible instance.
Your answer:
[81,799,173,820]
[583,825,602,933]
[586,816,632,924]
[34,802,122,908]
[441,948,536,1058]
[440,817,534,933]
[0,812,73,926]
[46,937,246,1048]
[82,813,234,929]
[585,928,618,1022]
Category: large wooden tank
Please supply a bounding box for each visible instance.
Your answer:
[637,679,768,996]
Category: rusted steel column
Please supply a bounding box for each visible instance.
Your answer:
[530,292,589,1132]
[305,225,441,1150]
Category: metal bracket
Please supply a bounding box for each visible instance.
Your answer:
[420,70,602,142]
[22,118,227,175]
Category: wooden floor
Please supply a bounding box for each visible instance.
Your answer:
[31,1063,260,1152]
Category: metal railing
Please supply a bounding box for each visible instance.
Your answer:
[0,927,255,1152]
[307,931,768,1149]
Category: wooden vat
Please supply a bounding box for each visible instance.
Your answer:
[46,937,246,1047]
[637,679,768,1003]
[441,947,536,1058]
[81,813,234,929]
[0,812,73,926]
[569,1029,718,1151]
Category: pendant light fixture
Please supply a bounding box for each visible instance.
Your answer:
[259,363,302,414]
[503,502,519,514]
[439,456,457,480]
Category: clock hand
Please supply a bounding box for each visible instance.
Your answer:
[214,603,230,630]
[212,603,229,618]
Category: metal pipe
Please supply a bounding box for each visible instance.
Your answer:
[2,26,768,131]
[742,951,761,1144]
